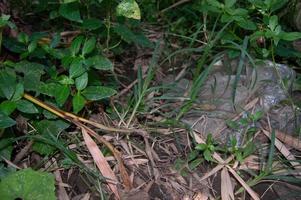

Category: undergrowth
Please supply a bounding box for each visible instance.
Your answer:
[0,0,301,199]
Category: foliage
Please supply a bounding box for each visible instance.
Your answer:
[0,168,56,200]
[0,0,301,198]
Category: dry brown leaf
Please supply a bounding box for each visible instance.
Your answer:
[221,167,234,200]
[193,192,209,200]
[81,193,91,200]
[262,129,300,169]
[227,166,260,200]
[199,164,224,182]
[273,129,301,151]
[81,128,120,199]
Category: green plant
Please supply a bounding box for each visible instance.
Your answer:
[0,168,56,200]
[195,134,217,161]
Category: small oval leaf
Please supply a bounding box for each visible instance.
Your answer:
[72,93,85,113]
[82,86,116,100]
[16,100,39,114]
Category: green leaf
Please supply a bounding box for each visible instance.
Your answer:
[195,143,207,151]
[11,83,24,101]
[0,14,10,28]
[188,158,203,170]
[54,84,70,106]
[33,120,70,155]
[72,93,85,113]
[250,110,264,121]
[0,113,16,128]
[113,24,152,47]
[59,2,82,23]
[58,75,74,85]
[61,0,78,3]
[14,61,45,75]
[116,0,141,20]
[82,18,102,30]
[70,36,84,56]
[225,0,236,8]
[50,32,61,48]
[82,37,96,56]
[0,69,16,99]
[17,32,29,44]
[0,168,56,200]
[279,32,301,41]
[113,24,136,43]
[207,0,223,8]
[85,55,113,70]
[24,71,42,91]
[265,129,276,173]
[75,72,88,90]
[16,100,39,114]
[28,41,37,53]
[268,15,278,31]
[39,83,57,97]
[82,86,116,100]
[236,19,257,30]
[69,58,85,78]
[0,101,16,115]
[203,149,213,161]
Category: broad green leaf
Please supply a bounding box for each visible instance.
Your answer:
[82,86,116,100]
[225,0,236,8]
[0,69,16,99]
[59,2,82,23]
[72,93,85,113]
[54,84,70,106]
[236,19,257,30]
[0,113,16,128]
[279,32,301,41]
[113,24,153,47]
[69,58,85,78]
[85,55,113,70]
[82,37,96,56]
[24,72,41,91]
[70,36,84,56]
[16,100,39,114]
[232,8,248,16]
[75,72,88,90]
[0,101,16,115]
[207,0,223,8]
[0,168,56,200]
[39,83,57,97]
[116,0,141,20]
[134,34,154,48]
[11,83,24,101]
[113,24,137,43]
[82,18,102,30]
[14,61,45,75]
[268,15,278,31]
